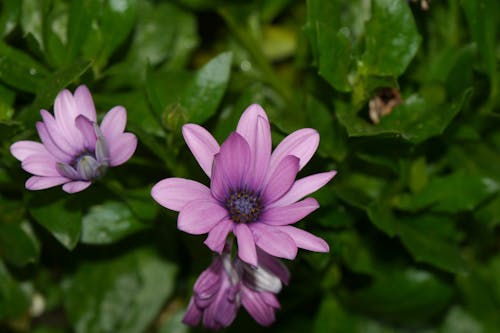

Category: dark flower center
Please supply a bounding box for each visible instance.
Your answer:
[225,190,262,224]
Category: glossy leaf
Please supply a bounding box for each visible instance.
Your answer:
[342,268,454,324]
[0,0,21,37]
[181,52,233,124]
[29,193,82,250]
[367,203,467,273]
[336,88,472,143]
[0,221,39,266]
[0,262,31,320]
[64,248,177,333]
[361,0,421,76]
[0,42,49,92]
[461,0,498,100]
[396,172,498,213]
[81,201,146,245]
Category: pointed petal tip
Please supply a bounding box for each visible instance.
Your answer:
[235,224,258,267]
[108,133,137,167]
[182,124,220,178]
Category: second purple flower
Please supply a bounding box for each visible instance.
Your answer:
[10,85,137,193]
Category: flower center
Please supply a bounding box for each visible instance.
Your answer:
[225,190,262,224]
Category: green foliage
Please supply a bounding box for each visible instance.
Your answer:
[0,0,499,332]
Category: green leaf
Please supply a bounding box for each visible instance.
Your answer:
[440,307,483,333]
[81,201,147,245]
[20,0,44,50]
[104,1,199,88]
[316,25,352,92]
[457,260,500,329]
[332,231,376,274]
[314,297,357,333]
[0,0,21,37]
[157,310,189,333]
[315,296,400,333]
[409,157,428,193]
[336,88,472,143]
[342,268,454,324]
[43,0,68,68]
[0,261,31,320]
[367,204,467,273]
[82,0,137,70]
[335,173,386,209]
[460,0,498,100]
[65,0,99,65]
[474,195,500,229]
[29,192,82,250]
[33,60,92,109]
[398,216,467,274]
[396,172,498,213]
[0,42,49,92]
[18,60,92,126]
[64,248,177,333]
[361,0,421,76]
[306,94,347,161]
[181,52,233,124]
[131,1,198,70]
[0,221,39,266]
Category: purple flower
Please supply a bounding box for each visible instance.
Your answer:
[10,85,137,193]
[183,246,289,329]
[183,253,240,330]
[237,248,290,326]
[152,104,335,266]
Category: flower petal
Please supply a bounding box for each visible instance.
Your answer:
[236,105,271,189]
[36,122,73,163]
[182,124,220,177]
[151,178,212,212]
[234,223,258,267]
[100,106,127,140]
[250,116,272,190]
[73,85,97,121]
[10,141,47,161]
[178,199,228,235]
[241,287,276,326]
[279,226,329,252]
[40,110,78,156]
[182,298,202,326]
[256,248,290,285]
[75,115,97,150]
[205,219,233,254]
[107,132,137,166]
[261,198,319,226]
[216,132,251,190]
[250,224,297,260]
[22,154,60,176]
[25,176,69,190]
[54,89,84,149]
[269,128,319,174]
[210,153,229,202]
[260,291,280,309]
[236,104,269,139]
[261,155,299,204]
[270,171,337,208]
[193,258,223,302]
[62,181,92,193]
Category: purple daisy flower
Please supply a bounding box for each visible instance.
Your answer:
[183,245,289,329]
[10,85,137,193]
[152,104,335,266]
